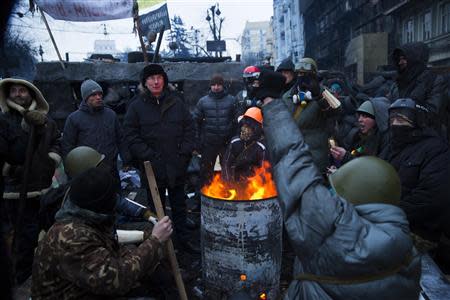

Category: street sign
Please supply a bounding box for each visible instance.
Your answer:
[139,4,171,36]
[207,40,226,52]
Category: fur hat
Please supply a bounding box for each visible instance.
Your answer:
[0,78,49,114]
[210,74,224,86]
[81,79,103,101]
[254,69,286,100]
[140,64,169,87]
[69,167,118,214]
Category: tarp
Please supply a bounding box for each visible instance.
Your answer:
[35,0,134,21]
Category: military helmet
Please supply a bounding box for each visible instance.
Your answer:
[356,100,375,118]
[295,57,318,73]
[329,156,401,206]
[64,146,105,178]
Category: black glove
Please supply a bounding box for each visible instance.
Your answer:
[24,110,47,126]
[254,69,286,100]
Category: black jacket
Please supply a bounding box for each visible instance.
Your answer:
[62,100,130,166]
[193,90,237,146]
[123,88,195,187]
[381,129,450,241]
[390,42,445,116]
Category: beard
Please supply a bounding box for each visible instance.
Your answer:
[11,95,32,108]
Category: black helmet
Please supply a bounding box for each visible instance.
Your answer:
[389,98,429,127]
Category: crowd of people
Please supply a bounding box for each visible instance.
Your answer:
[0,40,449,299]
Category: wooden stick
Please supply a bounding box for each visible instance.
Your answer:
[39,7,65,70]
[144,161,188,300]
[135,14,149,63]
[152,29,164,63]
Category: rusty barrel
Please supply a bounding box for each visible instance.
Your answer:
[201,194,282,299]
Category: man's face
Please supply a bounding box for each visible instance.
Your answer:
[358,113,376,135]
[9,84,32,108]
[86,92,103,108]
[281,70,295,84]
[145,74,165,97]
[390,115,414,127]
[210,83,224,93]
[398,56,407,71]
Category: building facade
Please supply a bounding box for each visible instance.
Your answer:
[300,0,450,84]
[272,0,305,67]
[241,21,274,65]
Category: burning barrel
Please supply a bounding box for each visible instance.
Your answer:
[201,161,282,299]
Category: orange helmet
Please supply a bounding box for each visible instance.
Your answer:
[243,107,263,124]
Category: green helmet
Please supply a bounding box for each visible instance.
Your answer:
[295,57,318,73]
[64,146,105,178]
[329,156,401,206]
[356,100,375,118]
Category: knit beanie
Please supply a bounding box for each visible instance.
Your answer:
[276,58,295,73]
[81,79,103,101]
[69,167,117,214]
[210,74,224,86]
[254,69,286,100]
[140,64,169,87]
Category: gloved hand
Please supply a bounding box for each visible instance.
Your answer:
[24,110,47,126]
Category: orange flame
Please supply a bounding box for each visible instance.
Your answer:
[201,161,277,200]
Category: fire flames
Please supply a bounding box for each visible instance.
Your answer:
[201,161,277,200]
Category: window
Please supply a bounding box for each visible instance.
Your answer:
[441,2,450,33]
[421,11,432,40]
[404,18,414,43]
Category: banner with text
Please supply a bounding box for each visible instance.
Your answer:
[139,3,170,36]
[36,0,134,21]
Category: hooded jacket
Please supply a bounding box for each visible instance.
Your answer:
[340,97,390,164]
[262,100,421,300]
[123,85,195,187]
[0,78,61,199]
[31,200,164,300]
[62,99,130,167]
[390,42,445,117]
[193,89,237,146]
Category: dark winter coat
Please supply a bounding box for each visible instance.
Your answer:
[123,87,195,187]
[390,42,445,117]
[380,129,450,241]
[282,84,340,173]
[62,100,130,167]
[31,200,164,300]
[262,100,421,300]
[193,90,237,146]
[0,103,61,199]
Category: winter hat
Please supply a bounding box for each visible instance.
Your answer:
[254,69,286,100]
[210,74,224,86]
[69,167,117,214]
[140,63,169,87]
[81,79,103,101]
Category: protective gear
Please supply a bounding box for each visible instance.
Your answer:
[356,101,375,118]
[276,58,295,73]
[243,98,263,108]
[242,66,261,81]
[295,57,318,73]
[389,98,429,128]
[23,110,48,126]
[243,107,263,125]
[292,90,312,104]
[64,146,105,178]
[329,156,401,206]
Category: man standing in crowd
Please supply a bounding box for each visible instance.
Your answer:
[330,98,390,166]
[390,42,445,131]
[235,66,262,117]
[257,69,421,300]
[282,57,341,174]
[62,79,130,182]
[276,57,297,100]
[124,64,198,254]
[193,73,237,185]
[32,167,175,299]
[381,98,450,272]
[0,78,61,284]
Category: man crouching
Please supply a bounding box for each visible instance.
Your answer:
[31,167,173,299]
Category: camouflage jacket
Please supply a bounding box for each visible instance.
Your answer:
[31,200,164,300]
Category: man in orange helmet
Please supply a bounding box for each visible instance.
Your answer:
[222,107,266,182]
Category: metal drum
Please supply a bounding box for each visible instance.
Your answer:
[201,194,283,299]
